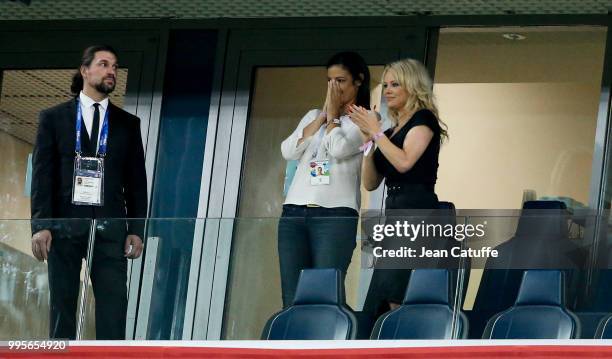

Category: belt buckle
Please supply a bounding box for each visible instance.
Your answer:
[306,204,321,208]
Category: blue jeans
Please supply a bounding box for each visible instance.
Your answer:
[278,204,358,307]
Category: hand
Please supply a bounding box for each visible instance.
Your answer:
[348,104,382,137]
[32,229,52,261]
[326,79,342,121]
[316,109,327,126]
[124,234,144,259]
[325,118,340,134]
[322,83,330,115]
[358,129,370,142]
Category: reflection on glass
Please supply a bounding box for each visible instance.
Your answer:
[463,210,607,339]
[85,218,199,340]
[143,218,196,339]
[0,219,94,340]
[0,220,49,339]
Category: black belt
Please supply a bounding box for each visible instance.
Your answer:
[386,182,434,194]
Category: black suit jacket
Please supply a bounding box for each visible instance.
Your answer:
[31,98,148,239]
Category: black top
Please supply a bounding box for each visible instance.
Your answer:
[373,109,441,187]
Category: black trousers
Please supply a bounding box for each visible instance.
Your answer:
[47,226,127,340]
[358,187,439,338]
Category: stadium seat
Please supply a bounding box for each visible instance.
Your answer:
[370,269,468,339]
[261,268,357,340]
[482,270,580,339]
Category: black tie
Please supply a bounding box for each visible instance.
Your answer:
[91,103,100,152]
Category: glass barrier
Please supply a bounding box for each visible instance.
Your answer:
[222,210,612,340]
[138,218,199,340]
[222,215,465,340]
[0,218,92,340]
[461,209,611,339]
[80,218,198,340]
[7,210,612,341]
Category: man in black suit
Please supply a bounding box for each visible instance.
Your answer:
[30,45,147,340]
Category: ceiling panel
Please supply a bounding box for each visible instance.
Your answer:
[0,69,127,144]
[0,0,611,20]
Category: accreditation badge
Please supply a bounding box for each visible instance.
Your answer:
[309,159,330,186]
[72,156,104,206]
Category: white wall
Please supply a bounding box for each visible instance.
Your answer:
[435,82,600,209]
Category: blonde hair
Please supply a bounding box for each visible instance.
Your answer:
[382,58,448,142]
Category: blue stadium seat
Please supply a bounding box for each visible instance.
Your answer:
[595,313,612,339]
[261,268,357,340]
[370,269,468,339]
[482,270,580,339]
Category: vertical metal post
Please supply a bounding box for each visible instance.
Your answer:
[76,219,96,340]
[451,216,467,339]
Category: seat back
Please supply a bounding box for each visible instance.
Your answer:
[516,200,568,238]
[262,268,356,340]
[371,269,468,339]
[437,201,455,212]
[483,270,580,339]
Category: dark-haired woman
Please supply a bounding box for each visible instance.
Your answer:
[278,52,370,307]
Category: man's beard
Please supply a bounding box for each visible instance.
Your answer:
[95,78,116,94]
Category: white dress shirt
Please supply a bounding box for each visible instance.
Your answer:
[281,109,364,211]
[79,91,109,150]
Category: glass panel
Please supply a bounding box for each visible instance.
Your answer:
[80,218,197,340]
[223,65,383,339]
[575,211,612,338]
[142,218,196,339]
[0,218,91,340]
[462,210,596,339]
[433,26,607,209]
[224,214,467,340]
[360,210,469,340]
[223,217,279,340]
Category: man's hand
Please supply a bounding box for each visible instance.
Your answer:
[32,229,52,261]
[124,234,143,259]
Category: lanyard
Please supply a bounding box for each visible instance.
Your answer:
[310,126,327,160]
[311,115,348,159]
[75,99,109,157]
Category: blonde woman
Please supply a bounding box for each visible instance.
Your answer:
[349,58,448,324]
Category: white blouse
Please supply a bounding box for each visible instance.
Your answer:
[281,109,363,211]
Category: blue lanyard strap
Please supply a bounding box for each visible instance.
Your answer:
[75,99,110,156]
